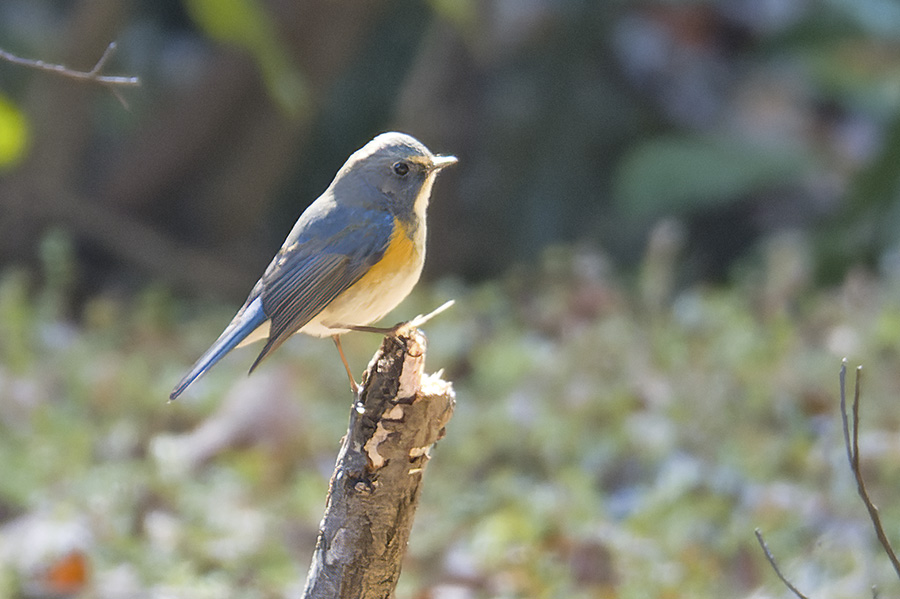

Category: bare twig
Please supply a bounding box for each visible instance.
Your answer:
[758,361,900,596]
[754,528,810,599]
[0,41,139,86]
[0,41,139,107]
[839,359,900,579]
[840,361,852,467]
[403,299,455,330]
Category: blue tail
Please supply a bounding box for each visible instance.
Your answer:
[169,297,268,400]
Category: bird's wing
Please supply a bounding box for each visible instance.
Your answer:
[169,202,393,400]
[248,207,395,372]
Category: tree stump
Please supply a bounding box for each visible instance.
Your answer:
[302,327,455,599]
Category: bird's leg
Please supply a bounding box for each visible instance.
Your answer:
[343,324,399,335]
[340,300,456,337]
[332,335,359,394]
[330,302,455,394]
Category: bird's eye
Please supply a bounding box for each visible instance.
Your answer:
[392,161,410,176]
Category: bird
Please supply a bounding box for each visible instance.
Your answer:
[169,132,457,400]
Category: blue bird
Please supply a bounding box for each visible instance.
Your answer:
[170,132,457,400]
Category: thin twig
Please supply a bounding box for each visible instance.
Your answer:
[839,361,900,578]
[87,41,118,77]
[403,299,455,330]
[840,358,852,466]
[754,528,809,599]
[0,42,140,88]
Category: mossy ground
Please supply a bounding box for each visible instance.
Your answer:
[2,242,900,598]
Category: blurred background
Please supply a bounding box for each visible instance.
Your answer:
[4,0,900,597]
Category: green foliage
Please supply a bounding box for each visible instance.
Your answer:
[817,107,900,280]
[427,0,479,30]
[0,93,28,169]
[615,135,816,219]
[183,0,309,117]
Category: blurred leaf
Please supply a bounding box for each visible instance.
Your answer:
[816,106,900,281]
[39,551,90,597]
[38,228,77,320]
[615,136,814,218]
[825,0,900,38]
[184,0,309,117]
[428,0,479,30]
[0,94,29,169]
[0,269,34,372]
[804,38,900,113]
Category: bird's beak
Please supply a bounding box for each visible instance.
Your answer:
[430,155,458,171]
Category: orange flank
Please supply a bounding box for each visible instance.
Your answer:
[316,215,424,330]
[354,218,419,287]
